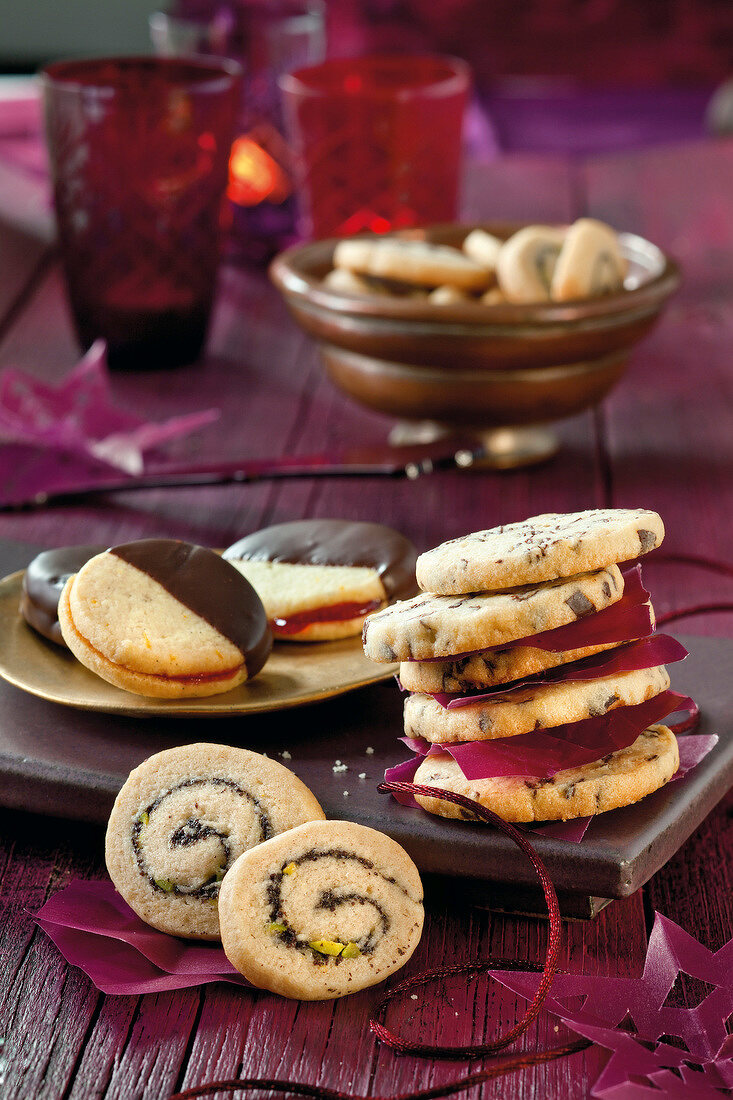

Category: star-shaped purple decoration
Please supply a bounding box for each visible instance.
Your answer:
[492,913,733,1097]
[0,340,218,478]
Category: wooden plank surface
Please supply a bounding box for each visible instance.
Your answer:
[0,143,731,1100]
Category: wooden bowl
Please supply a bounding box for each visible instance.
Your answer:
[269,223,680,466]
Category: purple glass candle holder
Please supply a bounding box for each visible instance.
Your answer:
[151,2,326,263]
[42,57,241,369]
[280,55,470,240]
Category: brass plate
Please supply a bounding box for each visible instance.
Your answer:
[0,570,395,717]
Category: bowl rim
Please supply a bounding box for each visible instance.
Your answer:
[269,221,681,327]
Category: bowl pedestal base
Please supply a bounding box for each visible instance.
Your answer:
[388,421,559,470]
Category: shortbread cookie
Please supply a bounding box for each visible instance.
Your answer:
[59,539,272,697]
[398,640,619,694]
[462,228,502,270]
[481,286,508,305]
[218,819,423,999]
[224,519,417,641]
[333,238,493,291]
[551,218,627,302]
[363,565,623,662]
[321,268,426,298]
[105,744,325,940]
[20,544,104,645]
[322,267,385,296]
[404,665,669,743]
[428,284,473,305]
[495,225,567,303]
[416,509,664,595]
[413,725,678,821]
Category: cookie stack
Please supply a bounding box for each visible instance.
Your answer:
[363,509,687,823]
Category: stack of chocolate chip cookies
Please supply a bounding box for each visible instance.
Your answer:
[363,509,688,824]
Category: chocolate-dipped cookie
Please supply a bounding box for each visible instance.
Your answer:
[223,519,417,641]
[20,544,105,645]
[59,539,272,698]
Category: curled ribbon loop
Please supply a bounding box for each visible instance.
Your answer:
[369,780,562,1058]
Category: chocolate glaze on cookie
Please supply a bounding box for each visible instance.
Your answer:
[21,544,105,644]
[110,539,272,677]
[223,520,418,600]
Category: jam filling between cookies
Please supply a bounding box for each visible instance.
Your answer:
[132,777,272,898]
[273,598,384,637]
[265,848,409,964]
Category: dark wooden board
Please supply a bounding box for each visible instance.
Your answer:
[0,534,728,909]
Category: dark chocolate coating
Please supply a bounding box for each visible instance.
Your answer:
[110,539,272,678]
[20,544,106,645]
[222,520,418,601]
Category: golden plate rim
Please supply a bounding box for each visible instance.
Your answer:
[0,569,395,717]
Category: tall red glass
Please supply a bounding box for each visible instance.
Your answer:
[279,55,470,240]
[42,57,241,369]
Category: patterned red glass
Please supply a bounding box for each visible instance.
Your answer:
[280,55,470,240]
[42,58,241,369]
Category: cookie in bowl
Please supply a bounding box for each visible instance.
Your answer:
[223,519,417,641]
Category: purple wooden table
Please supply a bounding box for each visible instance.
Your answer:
[0,134,732,1099]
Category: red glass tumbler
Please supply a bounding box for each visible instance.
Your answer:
[42,57,241,369]
[279,55,470,240]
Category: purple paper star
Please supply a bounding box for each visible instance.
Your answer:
[492,913,733,1097]
[0,340,218,475]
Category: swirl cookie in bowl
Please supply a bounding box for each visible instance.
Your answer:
[59,538,272,697]
[365,508,689,823]
[105,743,325,940]
[223,519,417,642]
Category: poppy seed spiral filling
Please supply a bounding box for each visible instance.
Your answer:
[265,848,397,960]
[131,776,273,899]
[218,821,424,999]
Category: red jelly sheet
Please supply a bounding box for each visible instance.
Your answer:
[412,563,652,663]
[399,690,690,781]
[432,634,687,709]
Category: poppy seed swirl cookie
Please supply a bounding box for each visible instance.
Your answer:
[218,820,424,999]
[58,539,272,698]
[415,509,664,595]
[105,744,325,940]
[362,565,624,662]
